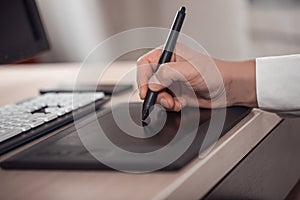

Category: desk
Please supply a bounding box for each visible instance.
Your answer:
[0,62,287,199]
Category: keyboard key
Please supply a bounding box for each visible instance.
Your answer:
[13,125,31,132]
[0,129,22,142]
[35,113,58,122]
[22,120,44,128]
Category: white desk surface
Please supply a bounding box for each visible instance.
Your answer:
[0,62,281,200]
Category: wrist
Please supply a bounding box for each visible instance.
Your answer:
[215,59,258,107]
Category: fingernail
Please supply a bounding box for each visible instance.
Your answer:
[160,98,168,107]
[178,102,182,110]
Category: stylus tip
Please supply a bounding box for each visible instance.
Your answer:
[142,121,148,126]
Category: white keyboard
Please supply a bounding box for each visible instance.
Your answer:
[0,92,106,145]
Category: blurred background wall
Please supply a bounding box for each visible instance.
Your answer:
[35,0,300,62]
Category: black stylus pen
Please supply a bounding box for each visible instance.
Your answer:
[142,6,186,120]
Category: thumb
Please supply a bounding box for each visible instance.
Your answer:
[148,62,189,92]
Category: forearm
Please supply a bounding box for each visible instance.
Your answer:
[215,59,258,108]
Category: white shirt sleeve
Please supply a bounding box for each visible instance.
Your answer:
[256,54,300,113]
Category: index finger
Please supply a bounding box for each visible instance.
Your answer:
[137,47,164,67]
[136,47,164,99]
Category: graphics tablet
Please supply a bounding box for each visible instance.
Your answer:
[1,103,251,171]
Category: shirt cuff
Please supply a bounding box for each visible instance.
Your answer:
[256,54,300,111]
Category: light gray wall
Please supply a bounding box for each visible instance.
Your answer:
[249,2,300,57]
[36,0,108,62]
[37,0,250,62]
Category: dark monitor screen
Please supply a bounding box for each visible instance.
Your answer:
[0,0,49,64]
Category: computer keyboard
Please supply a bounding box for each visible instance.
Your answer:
[0,92,108,155]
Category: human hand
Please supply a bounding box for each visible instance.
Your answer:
[137,43,257,111]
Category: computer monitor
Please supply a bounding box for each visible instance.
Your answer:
[0,0,49,64]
